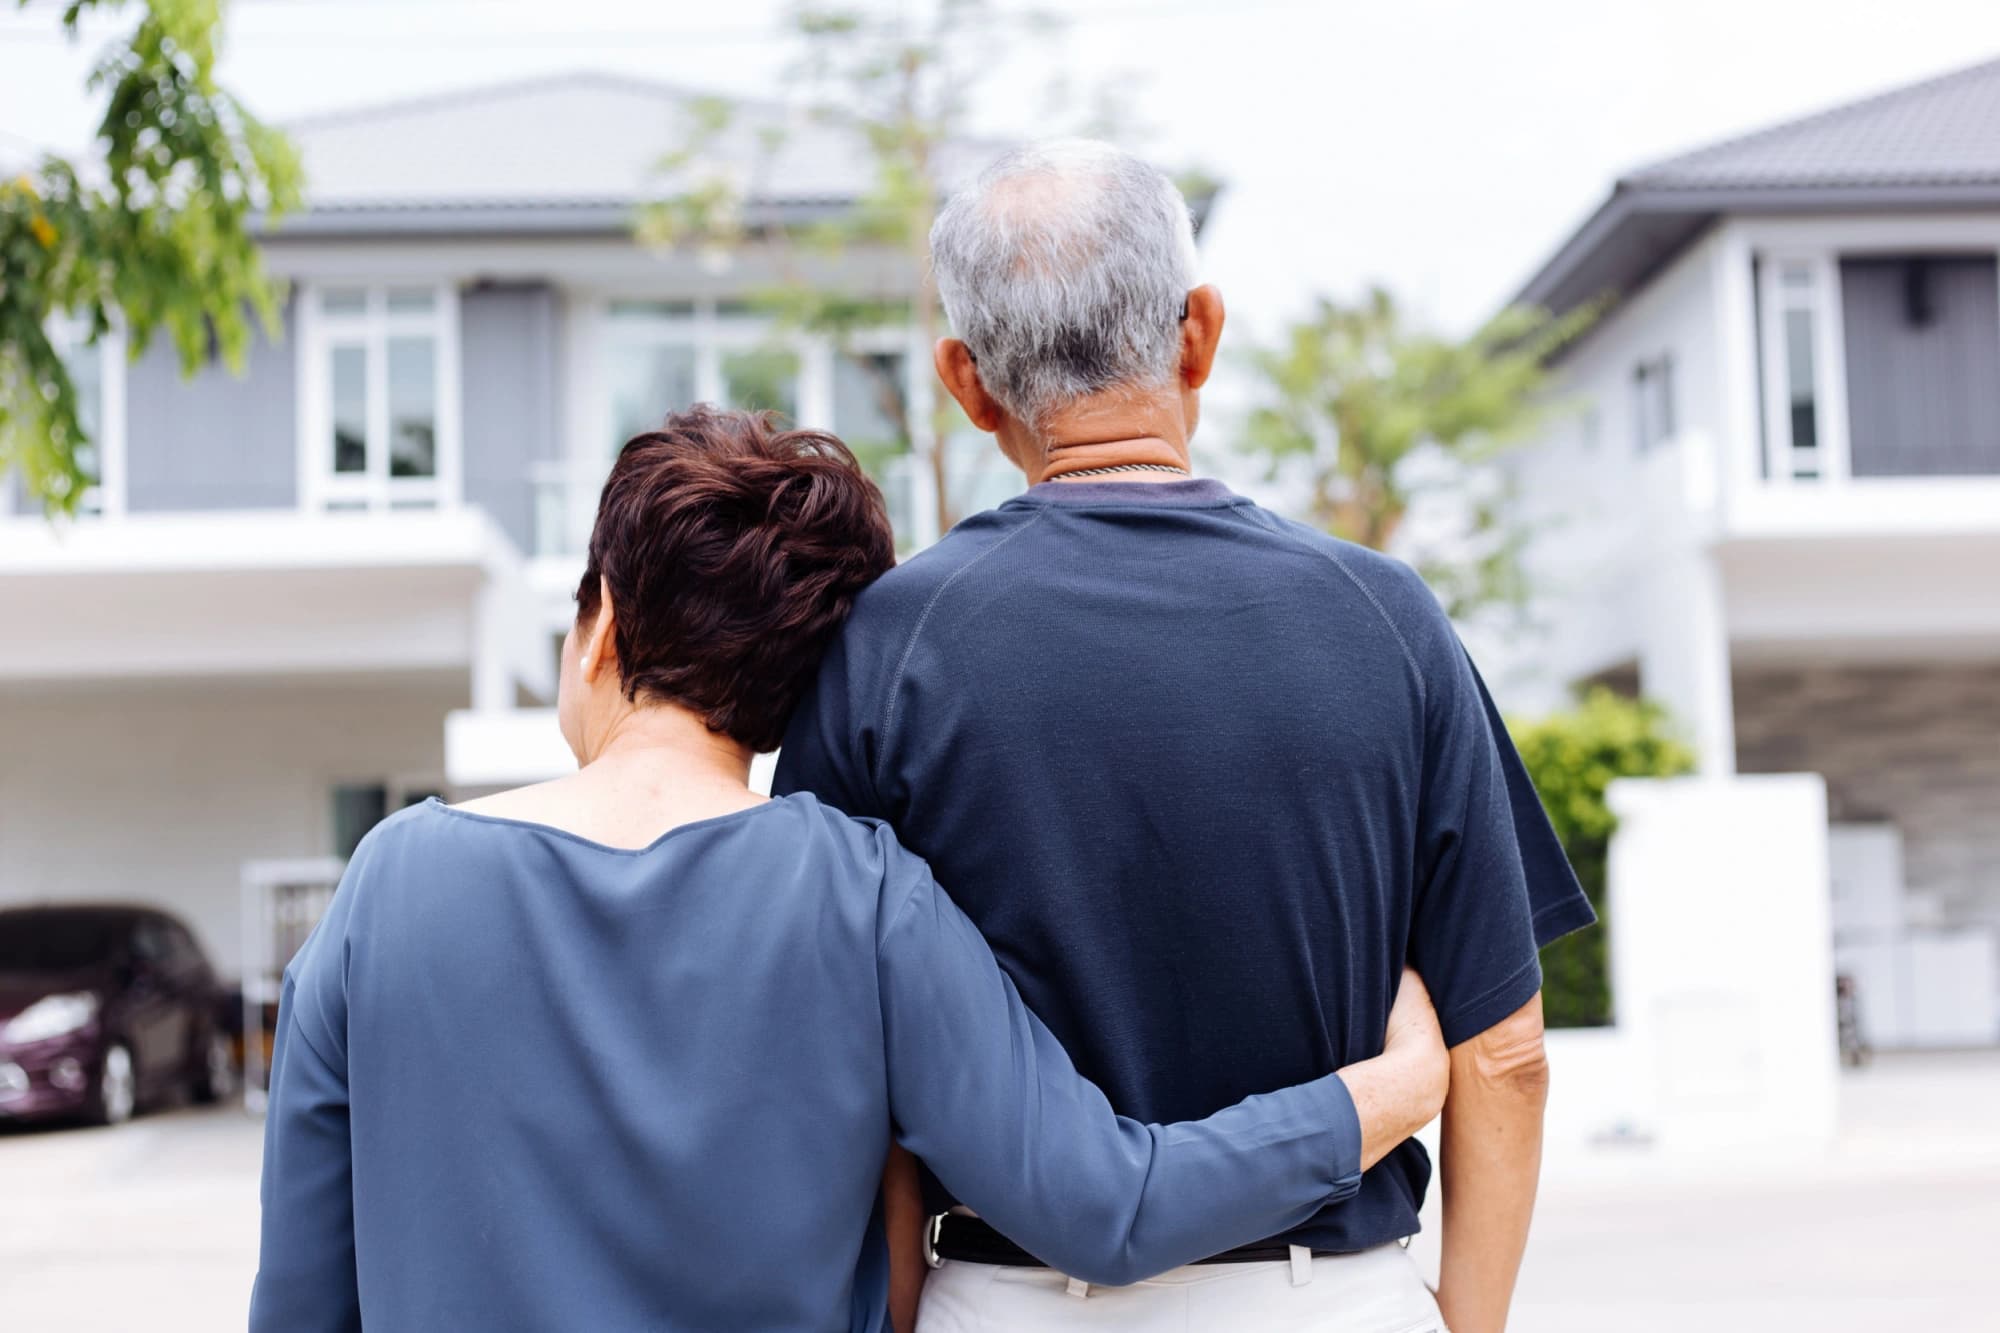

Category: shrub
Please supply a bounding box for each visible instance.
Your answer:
[1509,688,1696,1027]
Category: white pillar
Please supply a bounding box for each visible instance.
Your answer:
[1709,223,1764,515]
[1639,543,1737,776]
[1604,774,1838,1153]
[905,331,943,549]
[471,574,515,712]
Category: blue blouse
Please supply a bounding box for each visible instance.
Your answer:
[251,794,1363,1332]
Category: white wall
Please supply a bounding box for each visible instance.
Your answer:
[0,676,465,976]
[1541,774,1840,1161]
[1481,232,1729,715]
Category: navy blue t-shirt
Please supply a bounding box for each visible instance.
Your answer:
[776,478,1594,1254]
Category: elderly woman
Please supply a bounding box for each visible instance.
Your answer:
[249,407,1446,1333]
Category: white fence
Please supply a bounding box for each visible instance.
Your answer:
[1543,773,1840,1161]
[238,857,346,1112]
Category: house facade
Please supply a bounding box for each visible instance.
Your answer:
[1495,59,2000,1048]
[0,74,1021,976]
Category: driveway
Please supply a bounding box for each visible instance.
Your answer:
[0,1107,263,1331]
[3,1053,1998,1331]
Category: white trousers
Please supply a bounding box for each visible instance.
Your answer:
[914,1242,1447,1333]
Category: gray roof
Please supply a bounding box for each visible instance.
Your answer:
[1516,56,2000,321]
[270,71,1011,239]
[1631,56,2000,190]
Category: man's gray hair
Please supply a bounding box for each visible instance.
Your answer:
[929,139,1199,429]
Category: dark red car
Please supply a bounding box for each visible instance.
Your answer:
[0,904,234,1126]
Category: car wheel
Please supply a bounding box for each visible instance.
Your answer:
[192,1029,236,1104]
[89,1042,137,1127]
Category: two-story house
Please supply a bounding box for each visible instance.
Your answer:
[1496,58,2000,1048]
[0,73,1025,978]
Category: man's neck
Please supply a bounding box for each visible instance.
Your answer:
[1030,432,1193,486]
[1013,390,1195,485]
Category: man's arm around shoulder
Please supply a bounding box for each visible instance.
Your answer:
[1436,991,1551,1333]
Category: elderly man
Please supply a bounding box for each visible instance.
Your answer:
[776,139,1592,1333]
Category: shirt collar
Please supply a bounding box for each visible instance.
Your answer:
[1009,478,1241,508]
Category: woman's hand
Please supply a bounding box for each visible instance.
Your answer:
[1385,967,1449,1109]
[1338,967,1450,1171]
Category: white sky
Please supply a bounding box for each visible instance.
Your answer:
[4,0,2000,341]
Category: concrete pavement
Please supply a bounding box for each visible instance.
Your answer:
[3,1052,1997,1331]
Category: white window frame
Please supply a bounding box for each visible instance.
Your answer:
[1756,252,1851,485]
[1631,351,1676,454]
[296,282,462,513]
[44,315,127,519]
[558,297,936,553]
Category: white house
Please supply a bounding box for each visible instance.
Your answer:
[0,73,1040,979]
[1495,57,2000,1049]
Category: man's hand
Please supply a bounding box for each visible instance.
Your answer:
[1336,968,1449,1171]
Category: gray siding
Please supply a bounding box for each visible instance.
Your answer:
[125,298,299,512]
[1735,663,2000,935]
[460,284,561,554]
[1841,256,2000,477]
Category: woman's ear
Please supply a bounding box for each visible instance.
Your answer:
[580,575,618,684]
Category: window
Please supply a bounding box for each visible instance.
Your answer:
[834,349,913,537]
[1632,354,1675,453]
[164,923,205,977]
[606,302,699,447]
[330,783,389,860]
[608,342,698,444]
[1839,255,2000,478]
[45,319,125,517]
[303,284,458,511]
[1757,258,1835,482]
[130,917,171,965]
[534,299,932,559]
[539,303,708,556]
[330,780,441,859]
[722,347,800,418]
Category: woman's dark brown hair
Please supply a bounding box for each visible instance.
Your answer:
[577,405,895,753]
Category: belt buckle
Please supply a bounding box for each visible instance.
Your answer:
[923,1213,945,1270]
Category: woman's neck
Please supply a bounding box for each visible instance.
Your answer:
[460,704,762,850]
[582,705,754,786]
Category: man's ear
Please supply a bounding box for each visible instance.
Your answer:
[580,575,619,685]
[1180,285,1225,391]
[934,338,1007,433]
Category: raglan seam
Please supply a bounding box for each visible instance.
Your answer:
[875,507,1051,787]
[1236,503,1429,709]
[279,973,345,1077]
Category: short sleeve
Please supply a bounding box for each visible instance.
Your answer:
[1409,638,1594,1048]
[774,622,887,820]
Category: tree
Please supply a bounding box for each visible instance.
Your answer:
[638,1,1199,544]
[0,0,300,514]
[1241,287,1594,622]
[1510,688,1696,1027]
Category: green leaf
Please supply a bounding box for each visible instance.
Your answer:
[2,0,299,514]
[1237,289,1597,617]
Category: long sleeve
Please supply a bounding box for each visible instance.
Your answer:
[248,973,360,1332]
[873,827,1363,1287]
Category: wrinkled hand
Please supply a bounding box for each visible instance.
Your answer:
[1383,967,1449,1122]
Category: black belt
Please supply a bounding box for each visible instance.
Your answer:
[926,1214,1319,1269]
